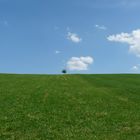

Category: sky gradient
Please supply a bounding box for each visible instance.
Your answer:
[0,0,140,74]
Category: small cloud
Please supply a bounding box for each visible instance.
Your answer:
[67,56,94,71]
[67,32,82,43]
[55,50,61,54]
[131,64,140,71]
[131,65,139,71]
[95,24,107,30]
[107,29,140,57]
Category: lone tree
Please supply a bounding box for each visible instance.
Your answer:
[62,69,67,74]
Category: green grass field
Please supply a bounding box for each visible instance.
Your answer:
[0,74,140,140]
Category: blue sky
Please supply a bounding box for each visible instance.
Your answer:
[1,0,140,74]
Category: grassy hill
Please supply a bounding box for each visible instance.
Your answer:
[0,74,140,140]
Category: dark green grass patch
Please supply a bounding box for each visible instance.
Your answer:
[0,74,140,139]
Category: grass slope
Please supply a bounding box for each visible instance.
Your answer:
[0,74,140,140]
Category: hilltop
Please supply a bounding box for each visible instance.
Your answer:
[0,74,140,139]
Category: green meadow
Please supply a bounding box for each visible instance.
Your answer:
[0,74,140,140]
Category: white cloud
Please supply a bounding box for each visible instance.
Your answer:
[67,32,82,43]
[131,64,140,71]
[55,50,61,54]
[67,56,94,71]
[107,29,140,57]
[95,24,107,30]
[132,65,139,71]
